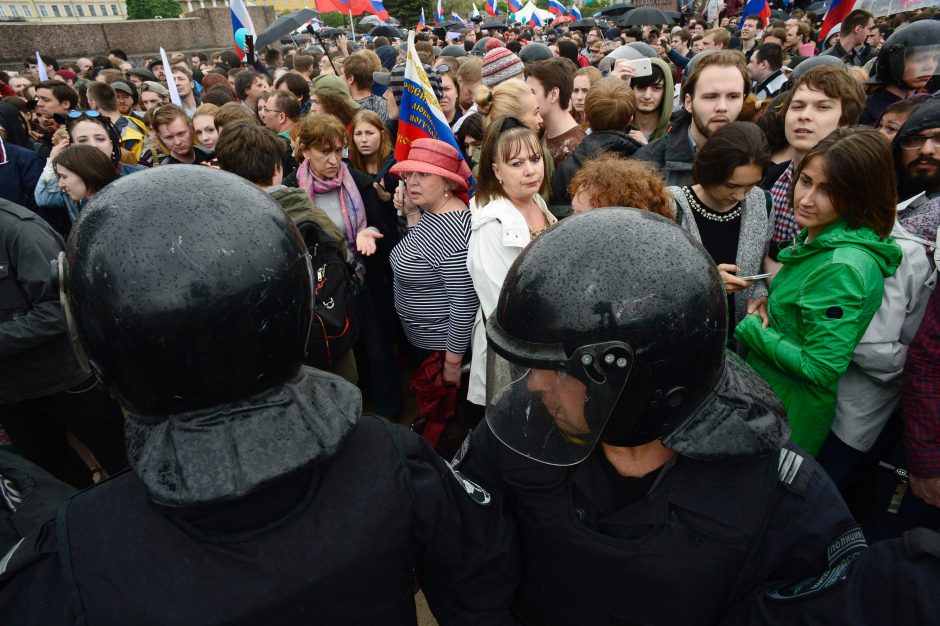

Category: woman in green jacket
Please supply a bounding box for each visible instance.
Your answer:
[735,128,903,456]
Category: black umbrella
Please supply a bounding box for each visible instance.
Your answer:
[568,17,598,32]
[255,8,320,49]
[619,7,674,26]
[317,27,347,38]
[806,0,831,13]
[359,14,383,26]
[480,20,509,31]
[596,3,635,17]
[369,24,402,38]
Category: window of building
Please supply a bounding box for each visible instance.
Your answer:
[110,3,117,13]
[63,4,71,15]
[75,4,82,14]
[0,6,6,16]
[9,4,19,15]
[87,4,94,13]
[38,4,48,15]
[52,4,60,15]
[22,4,32,16]
[99,3,105,14]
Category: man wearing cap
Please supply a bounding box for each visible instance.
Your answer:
[111,81,138,118]
[147,59,166,81]
[124,67,155,89]
[86,82,147,162]
[139,81,169,113]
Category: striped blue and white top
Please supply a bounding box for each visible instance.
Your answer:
[390,209,478,355]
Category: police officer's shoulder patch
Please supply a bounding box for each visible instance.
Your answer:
[777,448,812,495]
[447,436,491,506]
[764,526,867,602]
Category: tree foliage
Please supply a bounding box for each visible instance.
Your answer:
[126,0,182,19]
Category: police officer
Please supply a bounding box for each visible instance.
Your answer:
[0,166,518,625]
[453,208,860,625]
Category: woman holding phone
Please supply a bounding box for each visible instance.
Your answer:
[735,128,902,456]
[667,122,773,340]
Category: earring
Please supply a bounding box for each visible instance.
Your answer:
[443,191,449,198]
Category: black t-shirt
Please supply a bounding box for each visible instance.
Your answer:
[161,146,217,167]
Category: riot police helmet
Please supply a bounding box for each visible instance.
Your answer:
[485,209,775,465]
[871,21,940,89]
[60,165,313,417]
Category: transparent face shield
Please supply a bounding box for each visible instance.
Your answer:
[900,43,940,89]
[485,338,633,467]
[54,251,91,374]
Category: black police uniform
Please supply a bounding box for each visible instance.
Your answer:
[462,209,860,626]
[0,166,519,625]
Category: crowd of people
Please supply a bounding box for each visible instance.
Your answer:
[0,2,939,623]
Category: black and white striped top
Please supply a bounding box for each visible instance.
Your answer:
[389,210,478,355]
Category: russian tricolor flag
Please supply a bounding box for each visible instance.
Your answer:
[570,4,581,19]
[486,0,498,16]
[530,11,542,26]
[435,0,443,23]
[417,6,426,28]
[741,0,770,27]
[819,0,856,43]
[548,0,564,16]
[369,0,389,21]
[509,0,523,12]
[229,0,256,61]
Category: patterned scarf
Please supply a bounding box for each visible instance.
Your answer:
[297,160,367,256]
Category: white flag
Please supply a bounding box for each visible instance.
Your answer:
[160,47,183,108]
[35,51,49,81]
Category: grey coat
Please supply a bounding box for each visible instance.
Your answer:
[668,185,771,327]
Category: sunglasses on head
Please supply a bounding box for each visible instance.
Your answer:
[67,110,103,119]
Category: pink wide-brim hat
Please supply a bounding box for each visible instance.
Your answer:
[390,138,472,193]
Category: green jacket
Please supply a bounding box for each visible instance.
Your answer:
[734,220,902,456]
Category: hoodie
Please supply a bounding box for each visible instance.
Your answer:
[736,220,902,455]
[893,97,940,201]
[549,130,643,205]
[633,57,675,142]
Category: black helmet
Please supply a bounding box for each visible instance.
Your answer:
[61,165,312,417]
[872,21,940,89]
[519,42,553,63]
[486,209,739,465]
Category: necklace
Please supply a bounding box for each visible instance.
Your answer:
[683,187,741,223]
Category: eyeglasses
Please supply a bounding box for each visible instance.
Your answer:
[262,107,283,114]
[900,134,940,150]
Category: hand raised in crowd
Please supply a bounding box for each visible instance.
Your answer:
[48,134,70,160]
[610,59,637,82]
[356,228,384,256]
[910,475,940,509]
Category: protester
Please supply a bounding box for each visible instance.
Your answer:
[0,102,43,210]
[389,139,477,449]
[668,121,773,338]
[876,95,931,143]
[570,66,601,129]
[310,75,361,127]
[466,116,556,410]
[151,104,215,166]
[138,81,169,112]
[821,9,877,67]
[749,43,788,101]
[85,81,146,162]
[567,153,673,217]
[343,51,388,122]
[191,103,219,154]
[626,58,674,145]
[52,144,116,207]
[437,66,462,128]
[348,109,395,206]
[635,50,749,187]
[736,127,902,456]
[551,78,641,205]
[525,58,585,167]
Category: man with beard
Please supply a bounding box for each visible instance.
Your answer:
[634,50,748,187]
[893,98,940,247]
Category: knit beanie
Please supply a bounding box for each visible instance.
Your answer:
[481,48,525,87]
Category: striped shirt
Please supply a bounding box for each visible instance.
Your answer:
[390,210,478,355]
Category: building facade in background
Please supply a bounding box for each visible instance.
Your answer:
[0,0,125,22]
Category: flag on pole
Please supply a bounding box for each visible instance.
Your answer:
[435,0,443,23]
[472,3,480,18]
[570,4,581,19]
[229,0,256,61]
[741,0,771,26]
[160,48,183,107]
[417,7,426,29]
[395,31,473,195]
[819,0,856,44]
[486,0,498,16]
[548,0,564,16]
[509,0,523,12]
[451,11,465,23]
[369,0,389,20]
[35,51,49,81]
[530,10,543,26]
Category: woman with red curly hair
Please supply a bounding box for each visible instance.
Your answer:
[567,154,674,219]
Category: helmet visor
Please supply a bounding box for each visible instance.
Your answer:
[56,251,91,374]
[484,341,633,466]
[903,43,940,88]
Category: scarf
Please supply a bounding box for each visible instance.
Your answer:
[298,159,367,256]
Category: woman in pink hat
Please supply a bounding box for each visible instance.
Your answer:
[388,138,478,453]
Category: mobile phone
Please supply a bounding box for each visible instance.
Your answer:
[623,58,653,77]
[739,272,772,281]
